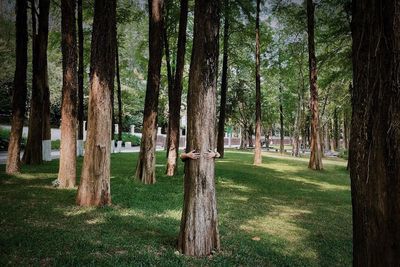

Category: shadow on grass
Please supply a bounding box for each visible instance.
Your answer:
[0,151,352,266]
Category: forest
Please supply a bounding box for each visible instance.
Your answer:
[0,0,399,266]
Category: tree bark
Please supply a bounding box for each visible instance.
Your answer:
[292,92,301,157]
[350,1,400,265]
[6,0,28,174]
[77,0,84,141]
[76,0,116,206]
[253,0,262,165]
[116,42,122,141]
[279,86,284,154]
[135,0,164,184]
[166,0,188,176]
[58,0,78,189]
[178,0,220,256]
[23,0,50,165]
[217,0,230,159]
[333,107,339,150]
[306,0,323,170]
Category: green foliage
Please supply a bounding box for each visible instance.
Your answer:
[113,132,141,146]
[0,151,351,266]
[0,127,26,151]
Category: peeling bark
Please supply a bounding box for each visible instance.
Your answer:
[178,0,220,256]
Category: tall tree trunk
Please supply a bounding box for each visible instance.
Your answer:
[76,0,116,206]
[279,86,284,154]
[116,42,122,141]
[333,107,339,149]
[217,0,230,158]
[292,92,301,157]
[163,0,173,155]
[135,0,164,184]
[178,0,220,256]
[23,0,50,164]
[350,1,400,265]
[343,110,349,150]
[58,0,78,188]
[306,0,323,170]
[77,0,84,141]
[166,0,188,176]
[6,0,28,174]
[253,0,262,165]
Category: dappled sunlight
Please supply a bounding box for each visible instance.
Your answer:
[62,207,97,217]
[240,205,317,260]
[155,209,181,220]
[219,178,255,193]
[280,175,349,191]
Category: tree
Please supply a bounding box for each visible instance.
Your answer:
[116,41,122,141]
[76,0,116,206]
[6,0,28,174]
[216,0,230,158]
[57,0,78,188]
[77,0,84,142]
[178,0,220,256]
[253,0,262,165]
[306,0,322,170]
[135,0,164,184]
[350,0,400,265]
[165,0,188,176]
[23,0,50,164]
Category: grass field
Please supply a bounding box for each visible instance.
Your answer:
[0,150,352,266]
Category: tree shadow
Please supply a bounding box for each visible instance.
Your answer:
[0,151,352,266]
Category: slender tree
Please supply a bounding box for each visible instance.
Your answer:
[306,0,323,170]
[350,0,400,265]
[58,0,78,188]
[116,41,122,141]
[166,0,188,176]
[178,0,220,256]
[23,0,50,164]
[77,0,84,143]
[216,0,230,158]
[135,0,164,184]
[76,0,116,206]
[6,0,28,174]
[279,85,284,154]
[253,0,262,165]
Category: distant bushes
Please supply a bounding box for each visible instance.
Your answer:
[113,133,141,146]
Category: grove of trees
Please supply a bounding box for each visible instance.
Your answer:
[2,0,399,262]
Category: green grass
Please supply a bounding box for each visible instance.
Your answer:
[0,150,352,266]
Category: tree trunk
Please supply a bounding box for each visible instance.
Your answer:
[58,0,78,189]
[76,0,116,206]
[23,0,50,165]
[333,107,339,149]
[178,0,220,256]
[116,42,122,141]
[217,0,230,159]
[292,93,301,157]
[6,0,28,174]
[350,1,400,265]
[279,86,284,154]
[343,110,349,150]
[166,0,188,176]
[135,0,164,184]
[253,0,262,165]
[77,0,84,141]
[248,124,254,147]
[306,0,323,170]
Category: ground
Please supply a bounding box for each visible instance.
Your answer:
[0,150,352,266]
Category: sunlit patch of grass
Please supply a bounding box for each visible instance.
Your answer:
[0,150,352,266]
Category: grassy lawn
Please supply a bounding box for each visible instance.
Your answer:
[0,150,352,266]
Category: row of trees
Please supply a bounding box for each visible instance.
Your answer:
[5,0,400,262]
